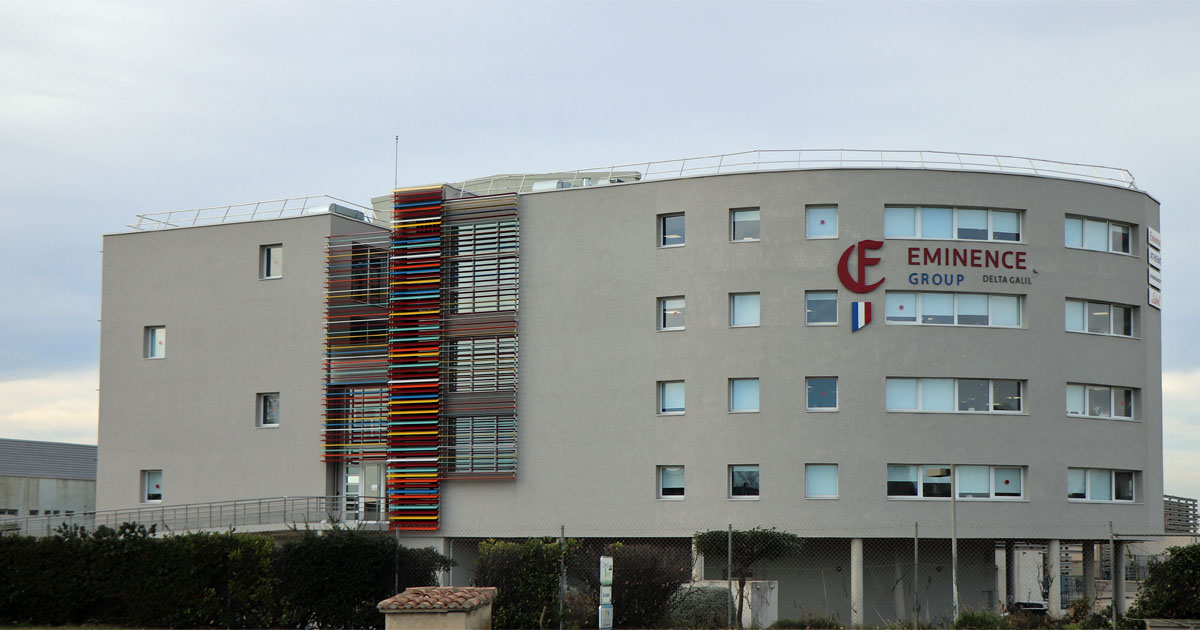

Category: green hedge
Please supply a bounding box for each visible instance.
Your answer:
[0,523,451,629]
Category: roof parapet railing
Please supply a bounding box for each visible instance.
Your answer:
[443,149,1137,198]
[128,195,372,231]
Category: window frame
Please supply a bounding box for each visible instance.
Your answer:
[729,207,761,243]
[887,464,1025,500]
[806,377,839,412]
[1065,299,1136,337]
[141,469,163,503]
[260,243,283,279]
[143,325,166,359]
[657,380,685,416]
[805,205,839,240]
[884,206,1024,243]
[885,377,1024,414]
[1065,215,1134,255]
[729,464,760,500]
[729,378,760,413]
[1066,383,1135,420]
[658,213,686,248]
[1068,468,1137,502]
[657,465,685,500]
[885,292,1023,328]
[805,290,838,326]
[805,463,839,499]
[657,296,686,331]
[729,292,761,328]
[257,392,280,428]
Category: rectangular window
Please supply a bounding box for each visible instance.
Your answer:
[923,465,952,497]
[806,290,837,325]
[887,464,919,496]
[730,378,760,412]
[658,381,685,415]
[659,213,685,247]
[886,378,1023,413]
[885,206,1023,242]
[729,464,760,498]
[730,208,760,242]
[805,464,838,498]
[886,292,1022,328]
[257,392,280,427]
[806,205,838,239]
[1067,383,1135,419]
[144,326,166,359]
[1066,299,1135,337]
[142,469,162,503]
[260,244,283,279]
[806,377,838,411]
[1065,216,1133,254]
[890,464,1024,499]
[730,293,760,327]
[1069,468,1137,502]
[657,465,684,499]
[658,297,685,331]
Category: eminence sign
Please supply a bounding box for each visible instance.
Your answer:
[837,240,1032,331]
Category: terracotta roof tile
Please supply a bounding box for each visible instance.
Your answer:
[378,586,498,612]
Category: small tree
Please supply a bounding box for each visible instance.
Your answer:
[1129,543,1200,619]
[693,528,804,628]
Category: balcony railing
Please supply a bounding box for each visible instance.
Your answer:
[446,149,1138,198]
[128,195,373,231]
[0,496,386,538]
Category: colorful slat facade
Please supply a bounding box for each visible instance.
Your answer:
[323,188,519,531]
[389,187,446,530]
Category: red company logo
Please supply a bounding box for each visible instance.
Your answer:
[838,240,885,294]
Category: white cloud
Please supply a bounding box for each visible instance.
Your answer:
[0,368,97,444]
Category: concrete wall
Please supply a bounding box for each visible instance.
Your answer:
[432,168,1162,541]
[0,476,95,516]
[97,214,378,510]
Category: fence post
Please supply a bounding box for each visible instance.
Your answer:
[1109,522,1117,630]
[559,525,565,630]
[913,522,919,630]
[727,524,733,629]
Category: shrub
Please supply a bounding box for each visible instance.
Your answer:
[475,537,580,629]
[954,608,1011,629]
[661,585,732,629]
[1129,543,1200,619]
[772,615,845,628]
[568,541,693,628]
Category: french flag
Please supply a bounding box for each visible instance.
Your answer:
[851,301,872,332]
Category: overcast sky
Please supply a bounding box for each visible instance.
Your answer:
[1,0,1198,498]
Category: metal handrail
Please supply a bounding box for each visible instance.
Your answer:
[0,495,387,538]
[445,149,1137,198]
[128,195,372,231]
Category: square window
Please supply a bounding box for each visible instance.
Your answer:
[1084,220,1108,252]
[1087,385,1111,417]
[731,208,760,242]
[658,381,685,415]
[658,297,685,330]
[992,211,1021,241]
[991,380,1022,412]
[729,465,759,498]
[257,392,280,427]
[1112,305,1133,336]
[923,465,952,497]
[1065,217,1084,248]
[887,464,919,496]
[1110,224,1131,254]
[1068,469,1087,499]
[730,378,760,412]
[1114,471,1134,501]
[805,464,838,498]
[1065,300,1086,332]
[921,379,955,411]
[730,293,760,327]
[1114,388,1134,418]
[886,378,918,410]
[658,465,685,499]
[1087,302,1111,334]
[1066,384,1086,415]
[659,213,685,247]
[806,205,838,239]
[260,244,283,279]
[1088,469,1112,500]
[957,466,991,498]
[806,291,837,325]
[142,469,162,503]
[920,207,953,239]
[957,209,988,240]
[806,377,838,410]
[884,207,916,238]
[886,293,917,323]
[144,326,166,359]
[921,293,954,325]
[955,294,989,326]
[958,379,990,412]
[990,295,1021,327]
[994,467,1022,497]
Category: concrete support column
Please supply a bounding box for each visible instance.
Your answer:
[1047,539,1061,618]
[1004,541,1016,610]
[851,538,864,627]
[1112,541,1127,616]
[1082,543,1096,604]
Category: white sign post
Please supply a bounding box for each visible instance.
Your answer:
[599,556,614,629]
